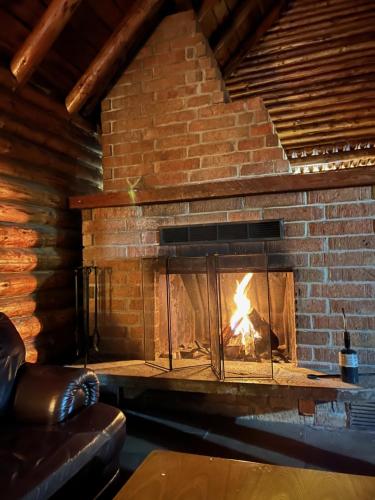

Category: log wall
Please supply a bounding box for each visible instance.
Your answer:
[0,67,102,362]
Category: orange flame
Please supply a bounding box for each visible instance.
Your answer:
[230,273,259,352]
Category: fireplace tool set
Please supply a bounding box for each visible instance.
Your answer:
[74,266,101,367]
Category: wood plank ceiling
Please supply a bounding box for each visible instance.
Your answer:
[0,0,281,116]
[0,0,374,165]
[225,0,375,167]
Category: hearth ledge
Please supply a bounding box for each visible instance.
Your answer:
[71,360,375,403]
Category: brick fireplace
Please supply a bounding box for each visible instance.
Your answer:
[82,10,375,373]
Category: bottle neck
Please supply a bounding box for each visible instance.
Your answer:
[344,330,351,349]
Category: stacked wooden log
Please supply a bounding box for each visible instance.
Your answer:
[0,67,101,362]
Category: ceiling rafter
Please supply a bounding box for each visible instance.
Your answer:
[213,0,259,57]
[10,0,82,86]
[223,0,287,77]
[198,0,218,22]
[65,0,164,115]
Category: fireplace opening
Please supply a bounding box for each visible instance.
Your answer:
[142,254,296,380]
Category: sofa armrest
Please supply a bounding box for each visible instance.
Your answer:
[12,363,99,424]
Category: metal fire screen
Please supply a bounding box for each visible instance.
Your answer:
[142,254,295,380]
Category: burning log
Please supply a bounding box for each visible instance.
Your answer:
[180,340,210,359]
[222,307,280,360]
[222,308,274,345]
[220,271,285,361]
[222,322,236,347]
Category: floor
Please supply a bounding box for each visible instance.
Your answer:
[101,395,375,498]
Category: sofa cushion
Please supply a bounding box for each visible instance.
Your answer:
[0,402,126,500]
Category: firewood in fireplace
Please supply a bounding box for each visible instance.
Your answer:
[194,340,210,354]
[222,307,281,361]
[222,323,234,347]
[178,341,211,359]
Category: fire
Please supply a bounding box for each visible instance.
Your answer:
[230,273,259,352]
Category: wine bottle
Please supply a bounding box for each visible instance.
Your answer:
[339,308,359,384]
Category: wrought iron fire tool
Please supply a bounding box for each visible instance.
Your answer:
[92,266,100,352]
[308,373,375,380]
[73,268,80,357]
[307,374,341,379]
[82,266,92,368]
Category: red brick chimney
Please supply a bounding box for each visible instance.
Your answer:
[101,10,290,193]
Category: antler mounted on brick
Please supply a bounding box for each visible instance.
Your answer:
[10,0,82,86]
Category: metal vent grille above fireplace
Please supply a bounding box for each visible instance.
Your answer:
[160,220,283,245]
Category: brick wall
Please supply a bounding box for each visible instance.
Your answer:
[83,10,375,371]
[101,10,290,191]
[83,186,375,370]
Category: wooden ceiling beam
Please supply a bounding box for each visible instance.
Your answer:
[198,0,218,22]
[213,0,258,59]
[174,0,194,11]
[10,0,82,86]
[65,0,164,115]
[223,0,287,77]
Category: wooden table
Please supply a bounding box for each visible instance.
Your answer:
[115,450,375,500]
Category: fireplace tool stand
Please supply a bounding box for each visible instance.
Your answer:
[74,265,101,367]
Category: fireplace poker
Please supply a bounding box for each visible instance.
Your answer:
[307,374,341,379]
[82,266,92,368]
[92,266,100,352]
[307,373,375,380]
[73,268,80,357]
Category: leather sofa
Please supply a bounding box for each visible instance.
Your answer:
[0,313,126,500]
